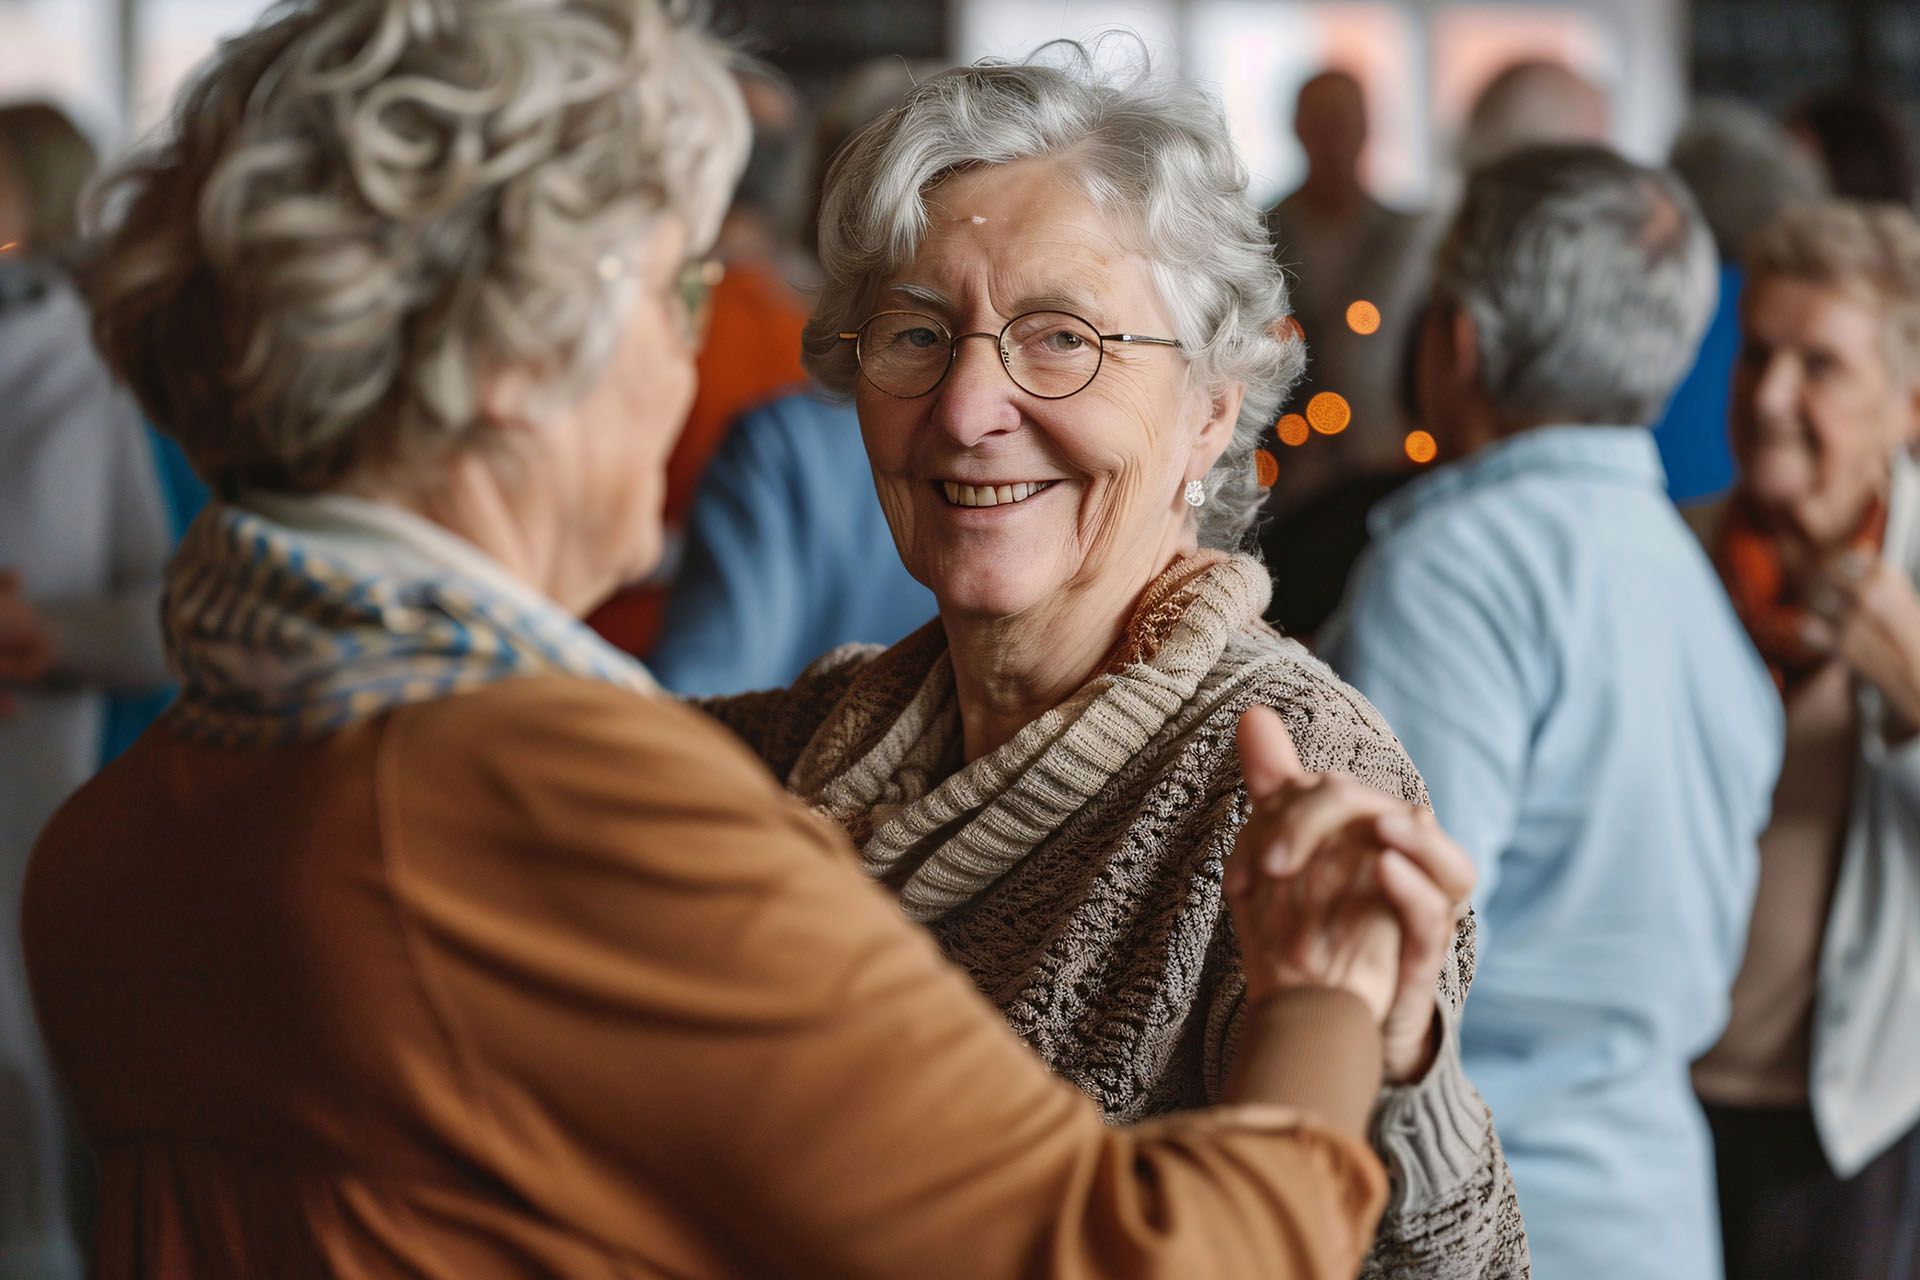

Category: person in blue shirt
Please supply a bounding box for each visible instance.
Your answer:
[100,429,210,762]
[1655,103,1826,507]
[1321,145,1785,1280]
[649,387,936,696]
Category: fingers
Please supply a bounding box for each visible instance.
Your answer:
[1832,549,1874,588]
[1819,555,1907,624]
[1796,612,1841,656]
[1373,809,1477,908]
[1249,774,1401,875]
[1236,838,1403,1021]
[1376,850,1454,976]
[1236,705,1304,797]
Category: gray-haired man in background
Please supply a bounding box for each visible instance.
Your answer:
[1320,145,1785,1279]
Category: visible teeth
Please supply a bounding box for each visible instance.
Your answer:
[941,480,1051,508]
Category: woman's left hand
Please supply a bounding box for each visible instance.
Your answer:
[1230,706,1477,1083]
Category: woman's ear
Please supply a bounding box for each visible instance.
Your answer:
[478,366,544,436]
[1186,380,1247,483]
[1445,303,1483,388]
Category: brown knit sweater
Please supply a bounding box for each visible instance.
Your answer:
[704,553,1529,1278]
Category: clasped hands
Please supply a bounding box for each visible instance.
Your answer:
[1227,706,1475,1084]
[1801,549,1920,731]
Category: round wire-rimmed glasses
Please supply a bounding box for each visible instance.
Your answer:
[837,309,1184,399]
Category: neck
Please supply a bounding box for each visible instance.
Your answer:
[942,524,1200,763]
[346,454,613,617]
[1780,501,1882,591]
[1444,404,1567,463]
[1296,169,1366,219]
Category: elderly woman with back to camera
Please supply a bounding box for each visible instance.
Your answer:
[703,46,1527,1277]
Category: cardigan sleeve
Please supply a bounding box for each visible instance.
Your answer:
[383,679,1390,1280]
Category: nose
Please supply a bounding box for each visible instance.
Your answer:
[1737,352,1813,504]
[928,332,1022,447]
[1748,351,1801,431]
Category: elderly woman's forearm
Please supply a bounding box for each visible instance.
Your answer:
[1223,988,1382,1127]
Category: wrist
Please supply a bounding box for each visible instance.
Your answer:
[1225,988,1384,1138]
[1383,1005,1442,1084]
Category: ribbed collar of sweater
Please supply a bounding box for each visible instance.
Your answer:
[788,552,1273,922]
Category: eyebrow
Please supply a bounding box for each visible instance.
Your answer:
[882,281,1108,325]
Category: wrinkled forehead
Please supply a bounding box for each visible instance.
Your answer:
[880,156,1163,316]
[1746,270,1895,348]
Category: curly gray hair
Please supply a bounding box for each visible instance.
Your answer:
[86,0,748,493]
[800,42,1301,549]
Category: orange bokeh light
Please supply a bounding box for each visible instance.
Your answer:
[1254,448,1280,488]
[1306,392,1352,435]
[1404,430,1438,464]
[0,242,18,255]
[1277,413,1311,447]
[1345,300,1381,335]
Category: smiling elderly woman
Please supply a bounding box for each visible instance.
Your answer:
[705,50,1527,1277]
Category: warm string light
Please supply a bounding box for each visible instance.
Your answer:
[1254,448,1280,488]
[1404,430,1438,465]
[1276,413,1310,447]
[1305,392,1351,435]
[1345,300,1381,335]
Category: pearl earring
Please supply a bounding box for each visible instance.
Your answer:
[1184,479,1206,508]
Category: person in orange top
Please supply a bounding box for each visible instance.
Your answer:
[21,2,1479,1276]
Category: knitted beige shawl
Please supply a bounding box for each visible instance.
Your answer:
[705,553,1528,1278]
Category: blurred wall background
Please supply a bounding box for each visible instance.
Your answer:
[0,1,1908,215]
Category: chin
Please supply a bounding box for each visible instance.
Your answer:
[920,555,1059,621]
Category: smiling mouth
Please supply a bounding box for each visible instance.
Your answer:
[939,480,1056,509]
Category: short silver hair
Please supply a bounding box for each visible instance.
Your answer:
[1432,143,1718,428]
[1670,101,1827,260]
[86,0,748,493]
[801,41,1302,549]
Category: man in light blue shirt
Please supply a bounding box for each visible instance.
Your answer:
[650,388,936,696]
[1321,145,1784,1280]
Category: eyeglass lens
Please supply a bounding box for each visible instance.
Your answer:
[675,259,723,344]
[857,311,1105,399]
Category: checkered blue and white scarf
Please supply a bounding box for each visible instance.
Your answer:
[163,494,657,746]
